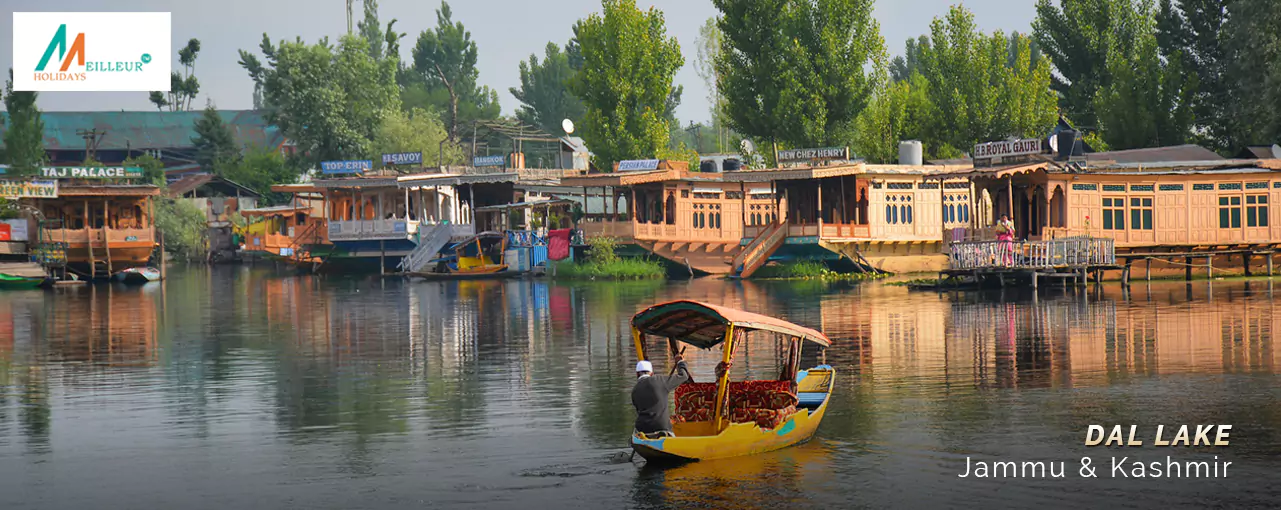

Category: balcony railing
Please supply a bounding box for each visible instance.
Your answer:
[328,219,418,242]
[42,228,155,244]
[948,236,1115,270]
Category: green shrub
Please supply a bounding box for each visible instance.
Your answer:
[752,261,885,280]
[154,197,208,258]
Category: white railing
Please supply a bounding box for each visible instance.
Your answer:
[449,223,475,240]
[399,223,453,272]
[948,236,1115,270]
[327,219,418,241]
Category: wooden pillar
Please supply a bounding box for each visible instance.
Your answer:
[938,178,946,236]
[1042,186,1051,236]
[1123,259,1132,287]
[1206,256,1213,279]
[468,185,476,227]
[1267,252,1274,277]
[379,239,386,276]
[739,182,747,230]
[103,199,113,275]
[1243,252,1252,277]
[968,181,977,229]
[1145,258,1152,281]
[1185,256,1193,281]
[816,179,823,230]
[1005,178,1014,220]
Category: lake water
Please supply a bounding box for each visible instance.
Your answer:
[1,266,1278,509]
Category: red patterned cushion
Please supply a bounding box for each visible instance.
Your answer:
[674,383,717,423]
[672,380,798,425]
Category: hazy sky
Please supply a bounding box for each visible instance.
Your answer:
[2,0,1037,126]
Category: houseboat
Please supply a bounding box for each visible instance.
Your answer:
[394,171,519,273]
[240,203,328,264]
[29,183,160,279]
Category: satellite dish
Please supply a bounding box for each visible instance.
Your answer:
[562,119,575,135]
[1048,135,1059,153]
[740,139,756,154]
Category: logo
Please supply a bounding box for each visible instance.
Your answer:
[14,12,171,92]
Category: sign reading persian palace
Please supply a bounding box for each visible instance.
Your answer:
[0,179,58,198]
[41,166,142,179]
[382,152,423,166]
[473,155,506,167]
[320,160,372,174]
[617,159,660,171]
[776,147,849,163]
[973,138,1045,165]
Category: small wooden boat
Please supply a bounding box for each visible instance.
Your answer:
[629,300,835,462]
[113,267,162,284]
[409,231,515,279]
[0,273,46,290]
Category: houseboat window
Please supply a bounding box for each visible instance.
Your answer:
[714,213,721,229]
[1071,183,1097,191]
[1275,182,1281,188]
[961,204,970,223]
[1245,182,1269,190]
[692,212,698,227]
[903,205,913,224]
[1219,196,1242,228]
[665,194,676,225]
[919,182,939,190]
[1103,184,1126,192]
[887,204,896,224]
[1246,195,1269,227]
[1129,198,1153,230]
[682,190,690,198]
[1130,185,1155,192]
[888,182,913,190]
[1159,184,1184,192]
[1193,184,1214,191]
[945,182,969,189]
[1219,183,1242,191]
[1102,197,1125,230]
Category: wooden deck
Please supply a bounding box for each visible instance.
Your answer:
[941,237,1118,288]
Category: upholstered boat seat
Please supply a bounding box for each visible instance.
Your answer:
[674,380,798,429]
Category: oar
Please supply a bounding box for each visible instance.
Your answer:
[668,346,687,376]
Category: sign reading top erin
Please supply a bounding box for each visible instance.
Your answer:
[777,147,849,163]
[973,138,1045,163]
[382,152,423,166]
[12,12,172,92]
[42,167,143,179]
[473,155,506,167]
[320,160,372,174]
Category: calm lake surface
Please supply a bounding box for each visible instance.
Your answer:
[1,266,1279,509]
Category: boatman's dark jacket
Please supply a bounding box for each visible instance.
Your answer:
[632,361,690,433]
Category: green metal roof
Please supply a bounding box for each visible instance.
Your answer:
[0,110,284,151]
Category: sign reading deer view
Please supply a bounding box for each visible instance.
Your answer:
[776,147,849,163]
[972,138,1046,165]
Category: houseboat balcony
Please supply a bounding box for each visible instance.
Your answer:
[327,219,419,242]
[743,223,870,241]
[43,227,155,245]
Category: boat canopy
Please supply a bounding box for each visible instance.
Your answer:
[631,300,830,349]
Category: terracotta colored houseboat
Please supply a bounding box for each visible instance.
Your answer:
[31,184,160,278]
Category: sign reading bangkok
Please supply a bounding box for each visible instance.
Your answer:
[42,166,143,179]
[473,155,506,167]
[973,138,1045,160]
[13,12,172,92]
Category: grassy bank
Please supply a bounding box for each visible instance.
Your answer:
[551,236,666,280]
[752,261,886,281]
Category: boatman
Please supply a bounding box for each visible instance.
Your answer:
[632,355,690,436]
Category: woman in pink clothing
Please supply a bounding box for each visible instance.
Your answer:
[995,214,1015,265]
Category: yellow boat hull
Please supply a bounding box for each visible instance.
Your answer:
[631,368,834,462]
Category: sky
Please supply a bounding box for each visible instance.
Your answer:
[1,0,1038,127]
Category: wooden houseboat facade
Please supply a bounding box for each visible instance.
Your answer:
[30,184,160,278]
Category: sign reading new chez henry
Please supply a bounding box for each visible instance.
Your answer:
[41,166,144,179]
[777,147,850,163]
[972,138,1046,166]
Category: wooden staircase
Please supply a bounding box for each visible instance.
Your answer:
[730,221,788,278]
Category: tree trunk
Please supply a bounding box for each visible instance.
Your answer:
[433,63,459,141]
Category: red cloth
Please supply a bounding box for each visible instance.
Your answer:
[672,380,798,429]
[548,229,571,261]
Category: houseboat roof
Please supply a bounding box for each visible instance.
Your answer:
[270,183,324,194]
[240,204,312,217]
[396,172,519,188]
[166,174,261,198]
[472,198,574,213]
[1084,144,1223,163]
[55,184,162,197]
[314,175,401,189]
[724,162,972,182]
[558,168,686,187]
[956,159,1281,179]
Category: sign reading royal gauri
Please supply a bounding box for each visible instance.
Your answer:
[42,166,143,179]
[973,138,1045,161]
[13,12,171,92]
[777,147,850,163]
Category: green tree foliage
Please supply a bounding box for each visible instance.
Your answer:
[570,0,692,168]
[150,39,201,111]
[410,1,501,140]
[219,147,299,204]
[238,33,400,164]
[1034,0,1148,130]
[890,36,929,82]
[510,43,585,135]
[693,17,735,153]
[191,105,241,172]
[372,108,465,169]
[1093,0,1196,149]
[1156,0,1229,148]
[2,69,46,177]
[715,0,886,151]
[357,0,405,61]
[154,197,209,257]
[123,154,167,187]
[918,6,1058,155]
[853,72,941,163]
[1222,0,1281,146]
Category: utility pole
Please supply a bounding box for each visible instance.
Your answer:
[77,128,106,164]
[346,0,354,33]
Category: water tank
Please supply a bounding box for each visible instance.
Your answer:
[898,140,923,166]
[1056,130,1077,161]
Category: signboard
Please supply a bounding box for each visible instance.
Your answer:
[42,166,143,179]
[0,179,58,198]
[618,159,660,171]
[382,152,423,166]
[777,147,849,163]
[473,155,506,167]
[320,160,372,174]
[973,138,1045,165]
[0,220,28,241]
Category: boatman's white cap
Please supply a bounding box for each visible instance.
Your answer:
[636,361,653,373]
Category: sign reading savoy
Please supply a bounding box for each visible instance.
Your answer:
[777,147,849,162]
[382,152,423,166]
[973,138,1044,160]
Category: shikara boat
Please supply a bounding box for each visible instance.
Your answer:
[112,267,162,284]
[629,300,835,462]
[409,231,515,280]
[0,273,47,290]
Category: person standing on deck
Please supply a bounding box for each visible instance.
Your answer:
[995,214,1015,265]
[632,356,690,436]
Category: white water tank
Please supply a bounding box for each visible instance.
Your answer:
[899,140,923,166]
